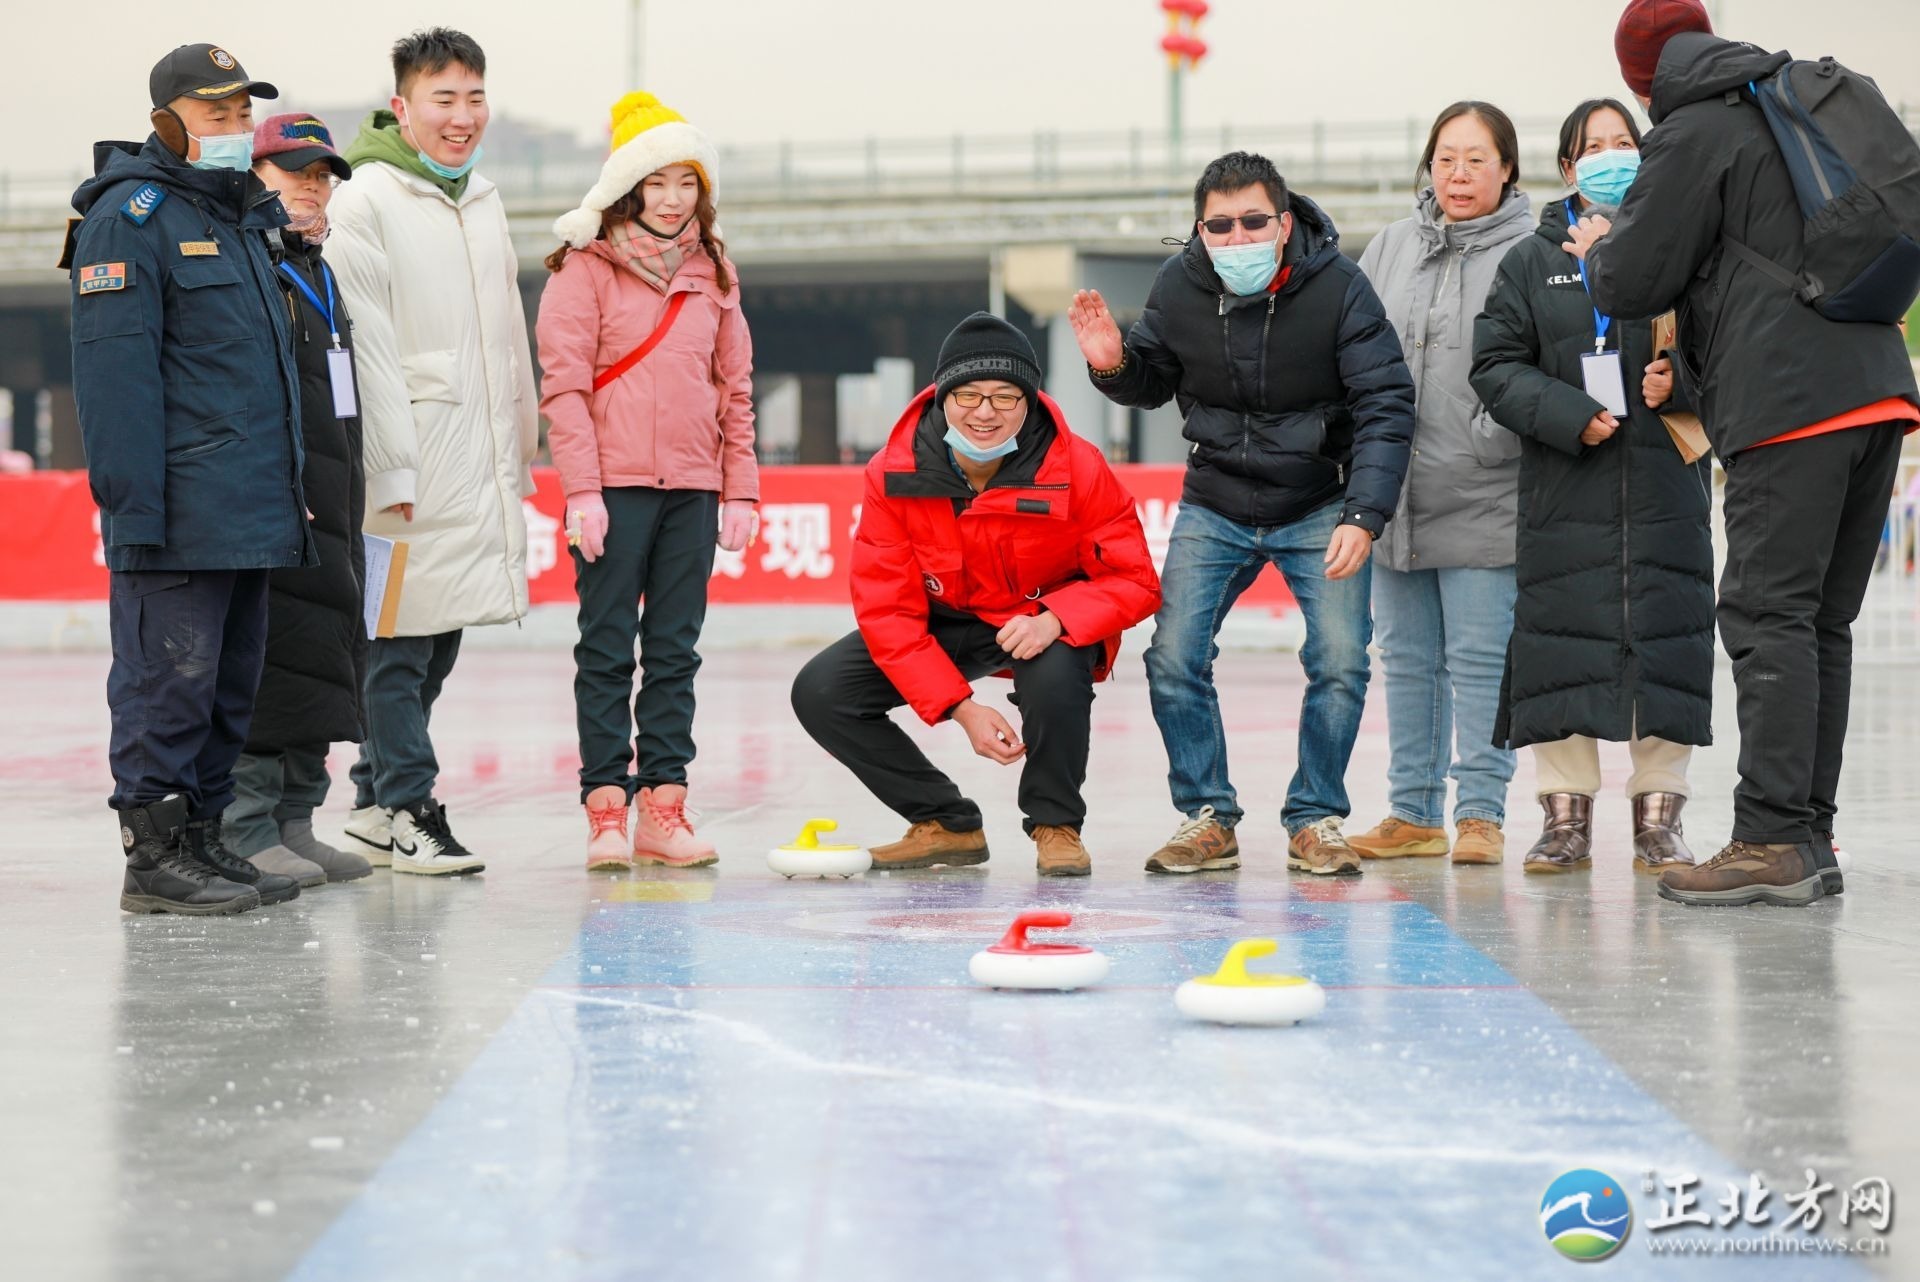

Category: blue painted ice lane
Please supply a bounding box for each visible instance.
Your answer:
[285,880,1873,1282]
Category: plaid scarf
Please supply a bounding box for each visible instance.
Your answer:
[606,218,703,294]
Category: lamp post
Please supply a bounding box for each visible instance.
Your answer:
[1160,0,1209,174]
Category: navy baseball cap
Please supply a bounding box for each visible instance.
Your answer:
[149,43,278,109]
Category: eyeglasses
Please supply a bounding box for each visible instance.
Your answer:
[1199,212,1276,235]
[949,389,1026,411]
[1431,156,1494,178]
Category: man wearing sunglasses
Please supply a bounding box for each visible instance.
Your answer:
[1069,151,1415,877]
[792,313,1162,877]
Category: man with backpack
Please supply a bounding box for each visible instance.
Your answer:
[1564,0,1920,907]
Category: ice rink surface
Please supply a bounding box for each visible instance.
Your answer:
[3,601,1917,1280]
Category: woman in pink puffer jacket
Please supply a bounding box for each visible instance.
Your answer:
[536,91,758,873]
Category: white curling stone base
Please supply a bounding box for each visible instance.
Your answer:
[767,847,872,879]
[1174,979,1327,1025]
[968,949,1110,990]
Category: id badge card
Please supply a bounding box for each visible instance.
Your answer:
[326,346,358,419]
[1581,351,1629,418]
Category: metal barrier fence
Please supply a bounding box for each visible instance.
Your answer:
[11,110,1917,219]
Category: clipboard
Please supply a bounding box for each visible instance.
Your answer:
[361,535,408,639]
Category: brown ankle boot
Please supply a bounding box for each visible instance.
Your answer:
[869,820,989,870]
[1523,794,1592,873]
[1632,793,1695,871]
[1033,825,1092,877]
[1658,840,1831,907]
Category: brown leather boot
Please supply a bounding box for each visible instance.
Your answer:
[869,820,989,871]
[1657,840,1832,907]
[1033,825,1092,877]
[1452,818,1506,865]
[1523,794,1592,874]
[1631,793,1695,872]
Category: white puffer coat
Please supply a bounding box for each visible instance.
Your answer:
[327,160,539,635]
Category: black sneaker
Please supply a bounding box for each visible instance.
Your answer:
[189,815,301,905]
[118,795,260,915]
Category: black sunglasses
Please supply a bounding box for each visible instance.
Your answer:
[1199,212,1278,235]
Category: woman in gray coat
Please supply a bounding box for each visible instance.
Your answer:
[1352,101,1533,867]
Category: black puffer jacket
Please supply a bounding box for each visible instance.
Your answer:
[244,231,368,752]
[1472,198,1714,749]
[1090,194,1415,534]
[1584,33,1917,453]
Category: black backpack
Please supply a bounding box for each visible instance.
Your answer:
[1724,55,1920,324]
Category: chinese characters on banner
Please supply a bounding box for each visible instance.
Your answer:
[0,468,1299,614]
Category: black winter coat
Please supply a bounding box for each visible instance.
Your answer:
[1090,194,1415,534]
[1584,33,1917,454]
[1472,199,1715,749]
[244,232,368,752]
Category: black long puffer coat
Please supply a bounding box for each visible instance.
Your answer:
[1471,197,1714,750]
[244,230,368,752]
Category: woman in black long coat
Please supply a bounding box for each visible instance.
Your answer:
[1470,98,1714,875]
[223,114,372,884]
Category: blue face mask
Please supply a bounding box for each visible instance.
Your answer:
[1574,149,1641,208]
[944,415,1022,463]
[1206,239,1281,296]
[189,131,255,172]
[418,144,481,181]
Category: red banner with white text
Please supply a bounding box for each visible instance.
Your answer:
[0,467,1298,613]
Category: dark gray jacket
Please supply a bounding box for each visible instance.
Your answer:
[1359,188,1534,571]
[1090,193,1415,535]
[1584,32,1917,453]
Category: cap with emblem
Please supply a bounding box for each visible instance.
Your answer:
[148,43,278,109]
[252,113,351,181]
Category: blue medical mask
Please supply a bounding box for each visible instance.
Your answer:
[189,131,255,172]
[1573,149,1641,208]
[944,413,1022,463]
[418,144,481,181]
[1206,239,1281,296]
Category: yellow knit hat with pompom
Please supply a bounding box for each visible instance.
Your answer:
[551,90,719,249]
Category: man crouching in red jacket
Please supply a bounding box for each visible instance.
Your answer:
[792,313,1162,876]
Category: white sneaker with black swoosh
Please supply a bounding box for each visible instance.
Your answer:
[341,806,395,868]
[391,801,486,876]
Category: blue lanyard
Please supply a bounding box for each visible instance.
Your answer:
[278,260,341,347]
[1565,199,1612,354]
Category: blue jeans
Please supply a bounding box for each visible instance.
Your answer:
[350,630,463,812]
[1371,563,1517,827]
[1144,500,1371,832]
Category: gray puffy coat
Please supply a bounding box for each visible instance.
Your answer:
[1359,189,1534,571]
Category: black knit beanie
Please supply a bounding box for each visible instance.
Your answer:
[933,312,1042,405]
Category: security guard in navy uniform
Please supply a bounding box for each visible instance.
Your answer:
[66,43,315,915]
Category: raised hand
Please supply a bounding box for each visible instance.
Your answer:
[1067,289,1126,371]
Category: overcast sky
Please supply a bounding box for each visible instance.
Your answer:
[9,0,1918,177]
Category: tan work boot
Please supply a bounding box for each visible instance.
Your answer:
[1657,840,1835,907]
[869,820,989,870]
[1453,818,1506,865]
[1287,817,1362,877]
[1033,825,1092,877]
[1348,816,1449,859]
[1145,806,1240,874]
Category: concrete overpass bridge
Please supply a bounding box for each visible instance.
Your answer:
[5,114,1911,466]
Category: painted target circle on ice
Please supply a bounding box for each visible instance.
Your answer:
[701,905,1329,942]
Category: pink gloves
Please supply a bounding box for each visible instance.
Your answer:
[567,492,610,563]
[719,499,757,553]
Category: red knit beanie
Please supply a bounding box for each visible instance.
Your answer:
[1615,0,1713,97]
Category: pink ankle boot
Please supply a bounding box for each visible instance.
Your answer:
[585,786,631,871]
[632,784,716,867]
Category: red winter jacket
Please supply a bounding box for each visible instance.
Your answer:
[852,388,1162,725]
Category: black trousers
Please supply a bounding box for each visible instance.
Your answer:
[106,569,269,817]
[791,613,1097,835]
[349,630,463,812]
[573,488,718,803]
[1719,422,1904,844]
